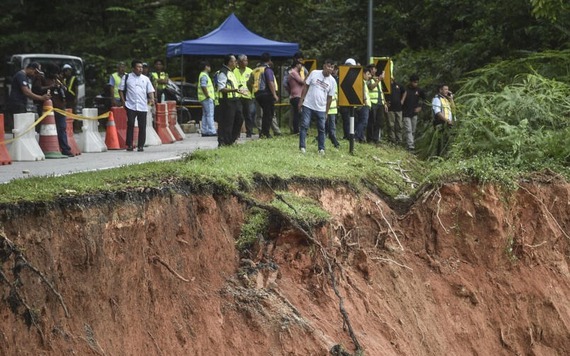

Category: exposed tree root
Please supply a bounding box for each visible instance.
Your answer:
[517,184,569,240]
[370,257,413,272]
[0,231,70,319]
[235,187,364,354]
[373,200,404,251]
[148,255,190,282]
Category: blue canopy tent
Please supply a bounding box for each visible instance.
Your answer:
[166,13,299,58]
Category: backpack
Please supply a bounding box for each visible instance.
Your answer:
[250,65,269,95]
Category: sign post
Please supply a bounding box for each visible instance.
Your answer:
[338,65,364,154]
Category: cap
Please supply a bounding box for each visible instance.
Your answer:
[344,58,356,66]
[62,64,72,70]
[142,62,148,67]
[27,62,44,75]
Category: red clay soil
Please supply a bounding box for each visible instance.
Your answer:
[0,181,569,355]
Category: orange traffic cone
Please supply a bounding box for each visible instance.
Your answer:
[105,111,121,149]
[0,113,13,165]
[38,100,67,159]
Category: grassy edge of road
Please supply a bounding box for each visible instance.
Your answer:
[0,135,431,204]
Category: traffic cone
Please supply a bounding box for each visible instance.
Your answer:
[65,109,81,156]
[105,111,121,149]
[38,100,67,159]
[0,114,12,165]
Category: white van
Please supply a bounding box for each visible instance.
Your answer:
[4,53,86,113]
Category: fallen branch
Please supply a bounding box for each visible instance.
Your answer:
[148,256,190,282]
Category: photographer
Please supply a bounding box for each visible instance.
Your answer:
[34,63,73,156]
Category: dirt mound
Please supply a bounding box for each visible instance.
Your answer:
[0,182,569,355]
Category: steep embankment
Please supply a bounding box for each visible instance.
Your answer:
[0,180,569,355]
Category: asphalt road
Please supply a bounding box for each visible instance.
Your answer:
[0,132,237,184]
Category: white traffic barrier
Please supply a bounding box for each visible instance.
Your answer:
[145,105,162,146]
[9,113,45,161]
[79,108,107,153]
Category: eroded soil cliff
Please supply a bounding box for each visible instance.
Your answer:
[0,180,569,355]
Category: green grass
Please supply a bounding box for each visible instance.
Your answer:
[0,134,429,204]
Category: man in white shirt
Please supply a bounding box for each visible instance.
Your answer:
[298,59,337,155]
[119,60,156,152]
[431,83,455,155]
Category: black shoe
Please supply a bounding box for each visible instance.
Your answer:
[62,151,74,157]
[126,146,134,151]
[137,147,144,152]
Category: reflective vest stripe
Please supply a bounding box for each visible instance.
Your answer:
[66,76,76,96]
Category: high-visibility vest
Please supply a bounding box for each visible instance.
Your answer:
[65,76,76,97]
[220,67,238,100]
[151,72,168,90]
[111,72,122,99]
[368,78,379,105]
[329,93,338,115]
[233,67,253,99]
[364,80,371,107]
[197,72,214,102]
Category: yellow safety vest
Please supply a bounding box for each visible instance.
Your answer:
[111,72,122,99]
[197,72,214,102]
[233,67,253,99]
[220,67,239,100]
[368,78,380,105]
[151,72,168,90]
[65,76,76,96]
[364,80,371,107]
[439,96,453,121]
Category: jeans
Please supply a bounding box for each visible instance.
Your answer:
[299,106,326,151]
[126,108,147,148]
[201,98,216,135]
[326,114,339,147]
[403,115,418,149]
[55,111,71,154]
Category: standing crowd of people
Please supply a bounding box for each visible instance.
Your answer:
[5,52,454,156]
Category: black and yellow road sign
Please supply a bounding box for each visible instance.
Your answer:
[338,65,363,106]
[303,59,317,74]
[370,57,392,94]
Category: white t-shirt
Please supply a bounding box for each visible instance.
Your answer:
[119,73,155,112]
[302,70,337,112]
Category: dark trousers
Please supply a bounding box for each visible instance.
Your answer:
[5,102,27,132]
[366,103,384,143]
[240,98,256,135]
[218,99,243,146]
[126,108,147,149]
[256,94,275,137]
[289,97,301,134]
[55,111,71,154]
[340,107,351,139]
